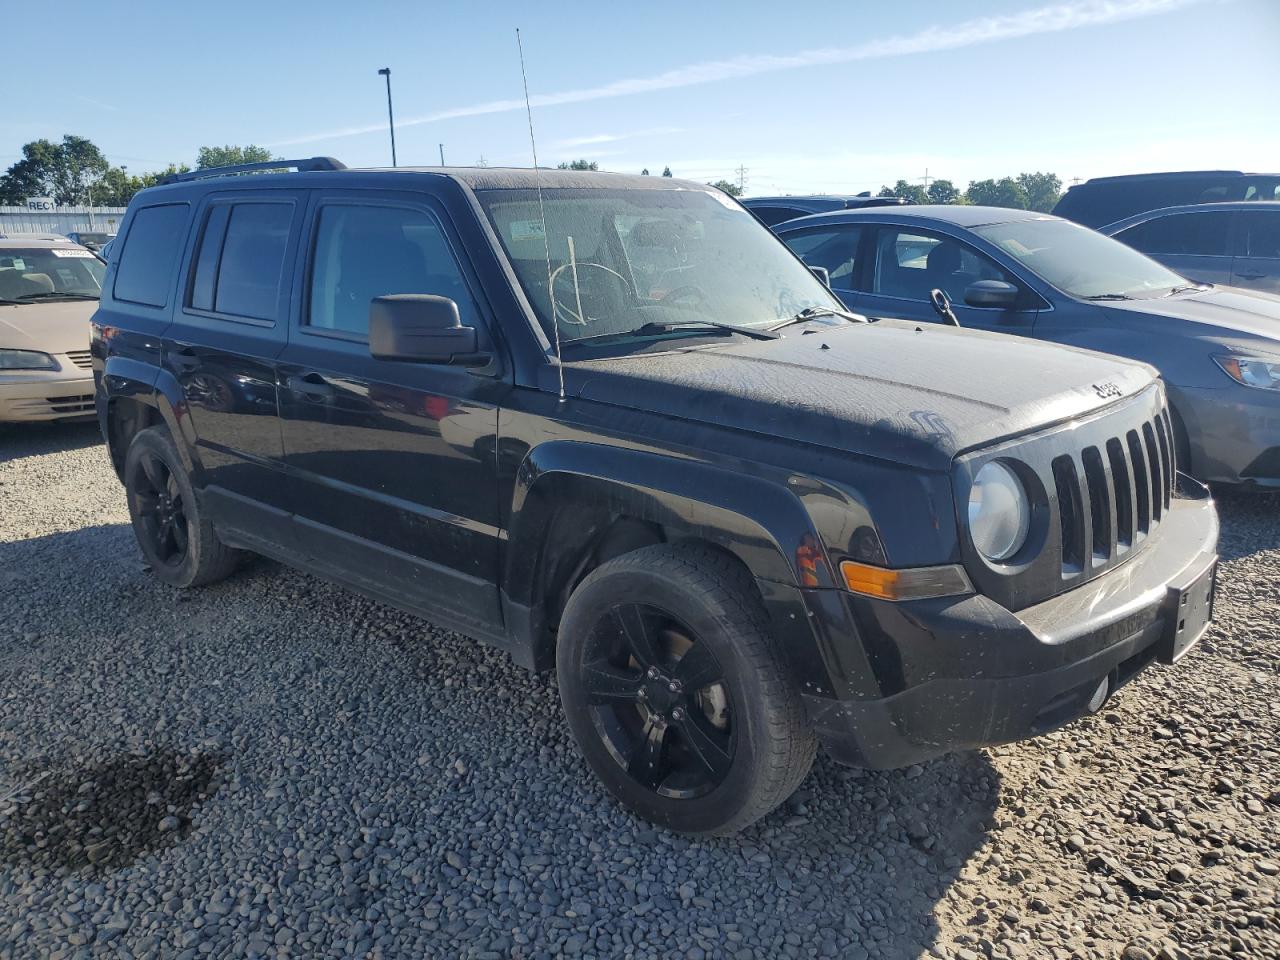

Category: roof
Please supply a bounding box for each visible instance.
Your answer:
[1075,170,1271,186]
[148,165,717,195]
[774,204,1052,230]
[0,236,84,247]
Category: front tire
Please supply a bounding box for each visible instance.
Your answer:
[124,426,242,588]
[557,543,816,835]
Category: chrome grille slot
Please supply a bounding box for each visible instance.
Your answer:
[1052,455,1084,575]
[1080,446,1111,563]
[1142,422,1163,523]
[1127,430,1151,536]
[1105,437,1134,552]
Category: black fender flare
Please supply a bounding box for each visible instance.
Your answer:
[101,356,202,476]
[501,440,844,677]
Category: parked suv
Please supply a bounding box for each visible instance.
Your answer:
[94,160,1218,835]
[743,194,911,227]
[1104,202,1280,295]
[1053,170,1280,229]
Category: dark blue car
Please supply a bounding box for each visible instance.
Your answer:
[774,205,1280,489]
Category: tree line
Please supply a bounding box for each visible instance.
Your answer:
[875,172,1062,212]
[0,137,278,207]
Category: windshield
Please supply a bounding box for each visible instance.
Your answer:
[476,187,841,348]
[972,217,1187,300]
[0,247,105,300]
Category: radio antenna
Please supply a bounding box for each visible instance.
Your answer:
[516,28,564,402]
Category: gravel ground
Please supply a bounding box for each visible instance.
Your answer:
[0,421,1276,960]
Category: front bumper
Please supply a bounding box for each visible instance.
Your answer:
[1171,383,1280,488]
[0,360,95,422]
[798,476,1219,769]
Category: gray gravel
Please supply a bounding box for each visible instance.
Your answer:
[0,420,1277,960]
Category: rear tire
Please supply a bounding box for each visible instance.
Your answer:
[557,543,816,835]
[124,426,242,588]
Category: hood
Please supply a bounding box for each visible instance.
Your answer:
[1105,286,1280,345]
[0,300,96,355]
[571,319,1155,472]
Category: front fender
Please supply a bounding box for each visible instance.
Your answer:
[505,439,837,602]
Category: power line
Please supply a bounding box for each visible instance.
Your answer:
[735,164,748,193]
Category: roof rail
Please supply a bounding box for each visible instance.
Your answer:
[160,157,346,185]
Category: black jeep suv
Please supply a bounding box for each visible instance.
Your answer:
[92,159,1219,835]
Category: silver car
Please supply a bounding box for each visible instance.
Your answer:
[0,238,103,421]
[1104,201,1280,295]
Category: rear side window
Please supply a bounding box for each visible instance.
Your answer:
[189,201,293,321]
[1240,212,1280,259]
[783,227,861,290]
[750,206,805,228]
[307,204,479,337]
[114,203,190,307]
[1116,211,1233,257]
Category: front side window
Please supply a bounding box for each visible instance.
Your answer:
[871,227,1014,303]
[974,217,1186,300]
[307,204,478,336]
[784,227,861,290]
[476,187,840,348]
[114,203,190,307]
[0,246,105,302]
[1116,211,1233,257]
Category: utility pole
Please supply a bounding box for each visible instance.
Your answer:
[439,144,446,166]
[922,167,931,195]
[476,155,488,168]
[735,164,748,194]
[377,68,397,167]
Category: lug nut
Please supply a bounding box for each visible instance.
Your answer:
[647,667,659,679]
[672,707,685,720]
[668,681,680,692]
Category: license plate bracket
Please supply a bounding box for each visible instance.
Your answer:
[1159,559,1216,664]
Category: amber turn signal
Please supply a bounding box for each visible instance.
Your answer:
[839,560,972,602]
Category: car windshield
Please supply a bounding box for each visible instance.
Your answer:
[0,246,105,301]
[972,217,1187,300]
[476,187,842,349]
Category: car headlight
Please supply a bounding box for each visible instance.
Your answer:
[0,349,58,371]
[969,461,1030,562]
[1214,355,1280,391]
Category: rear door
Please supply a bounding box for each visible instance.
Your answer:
[163,190,303,545]
[856,224,1040,332]
[277,188,510,638]
[1110,210,1236,286]
[1230,210,1280,294]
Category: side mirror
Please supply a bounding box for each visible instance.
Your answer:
[809,265,831,288]
[964,279,1019,309]
[368,295,485,365]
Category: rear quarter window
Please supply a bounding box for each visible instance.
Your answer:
[113,203,191,307]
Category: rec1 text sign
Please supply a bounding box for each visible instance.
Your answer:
[25,197,56,211]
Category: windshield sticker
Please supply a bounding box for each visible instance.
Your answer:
[51,248,96,258]
[1,258,26,271]
[510,219,546,243]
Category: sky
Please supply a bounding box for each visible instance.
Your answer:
[4,0,1278,197]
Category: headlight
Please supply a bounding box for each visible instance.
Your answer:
[1214,355,1280,391]
[969,461,1030,561]
[0,349,58,371]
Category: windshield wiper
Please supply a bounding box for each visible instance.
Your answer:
[565,319,778,349]
[1167,283,1208,296]
[15,292,100,302]
[1083,293,1135,301]
[768,305,866,331]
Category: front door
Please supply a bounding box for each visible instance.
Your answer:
[277,190,510,638]
[853,225,1040,333]
[163,190,303,545]
[1231,210,1280,295]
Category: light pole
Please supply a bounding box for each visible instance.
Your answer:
[377,67,397,167]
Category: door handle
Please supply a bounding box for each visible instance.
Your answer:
[169,347,200,370]
[1236,272,1266,280]
[287,373,334,399]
